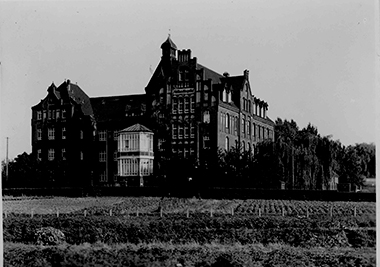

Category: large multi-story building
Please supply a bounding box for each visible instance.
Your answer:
[31,36,275,187]
[31,80,96,186]
[145,36,275,169]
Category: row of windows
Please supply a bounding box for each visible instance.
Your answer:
[99,151,119,162]
[118,158,154,176]
[220,112,238,135]
[224,137,257,154]
[97,130,121,141]
[172,97,195,114]
[36,109,67,121]
[37,148,82,161]
[172,124,195,139]
[219,112,273,140]
[172,146,195,158]
[242,98,267,118]
[221,90,232,103]
[36,127,84,141]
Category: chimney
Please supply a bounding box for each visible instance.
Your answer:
[223,72,230,77]
[244,69,249,80]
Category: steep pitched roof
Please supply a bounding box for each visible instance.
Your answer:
[221,75,245,92]
[56,80,94,116]
[196,63,223,84]
[90,94,146,123]
[160,36,177,50]
[120,123,152,133]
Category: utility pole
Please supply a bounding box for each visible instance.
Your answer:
[6,137,9,181]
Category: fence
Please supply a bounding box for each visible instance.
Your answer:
[2,187,376,202]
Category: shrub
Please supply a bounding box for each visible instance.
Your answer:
[35,227,66,246]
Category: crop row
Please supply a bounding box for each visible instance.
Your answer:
[3,214,376,248]
[3,197,375,218]
[65,197,375,217]
[4,242,376,267]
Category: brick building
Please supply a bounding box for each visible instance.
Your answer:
[145,36,275,173]
[31,36,275,186]
[31,80,96,186]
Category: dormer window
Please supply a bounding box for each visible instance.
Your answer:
[222,90,227,102]
[37,111,42,120]
[227,91,232,103]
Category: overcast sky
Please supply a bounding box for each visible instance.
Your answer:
[1,0,378,159]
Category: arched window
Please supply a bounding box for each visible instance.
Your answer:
[227,90,232,102]
[225,137,229,151]
[252,144,255,155]
[226,114,230,133]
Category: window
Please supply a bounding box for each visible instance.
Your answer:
[99,151,106,162]
[184,98,190,113]
[247,142,250,152]
[258,125,261,139]
[48,128,55,140]
[47,110,51,120]
[184,147,189,158]
[37,149,41,160]
[173,98,178,114]
[100,171,107,182]
[223,90,227,102]
[56,110,60,119]
[242,116,245,134]
[37,129,42,140]
[234,117,238,135]
[114,131,118,141]
[252,145,255,155]
[241,141,245,151]
[178,124,183,139]
[62,148,66,160]
[203,110,210,124]
[52,109,55,120]
[225,137,229,151]
[253,123,256,139]
[190,97,195,113]
[203,135,210,148]
[61,127,66,140]
[190,123,195,138]
[204,90,208,102]
[247,118,251,136]
[62,109,66,119]
[43,111,47,120]
[80,130,83,139]
[48,149,54,161]
[80,151,83,160]
[37,111,42,120]
[99,130,107,141]
[178,98,183,113]
[226,114,230,133]
[184,124,189,138]
[227,91,232,103]
[172,124,177,139]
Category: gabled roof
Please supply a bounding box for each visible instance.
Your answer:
[56,80,94,116]
[196,63,223,84]
[220,75,245,92]
[120,123,152,133]
[90,94,146,123]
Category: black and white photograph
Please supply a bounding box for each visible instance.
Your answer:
[1,0,378,266]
